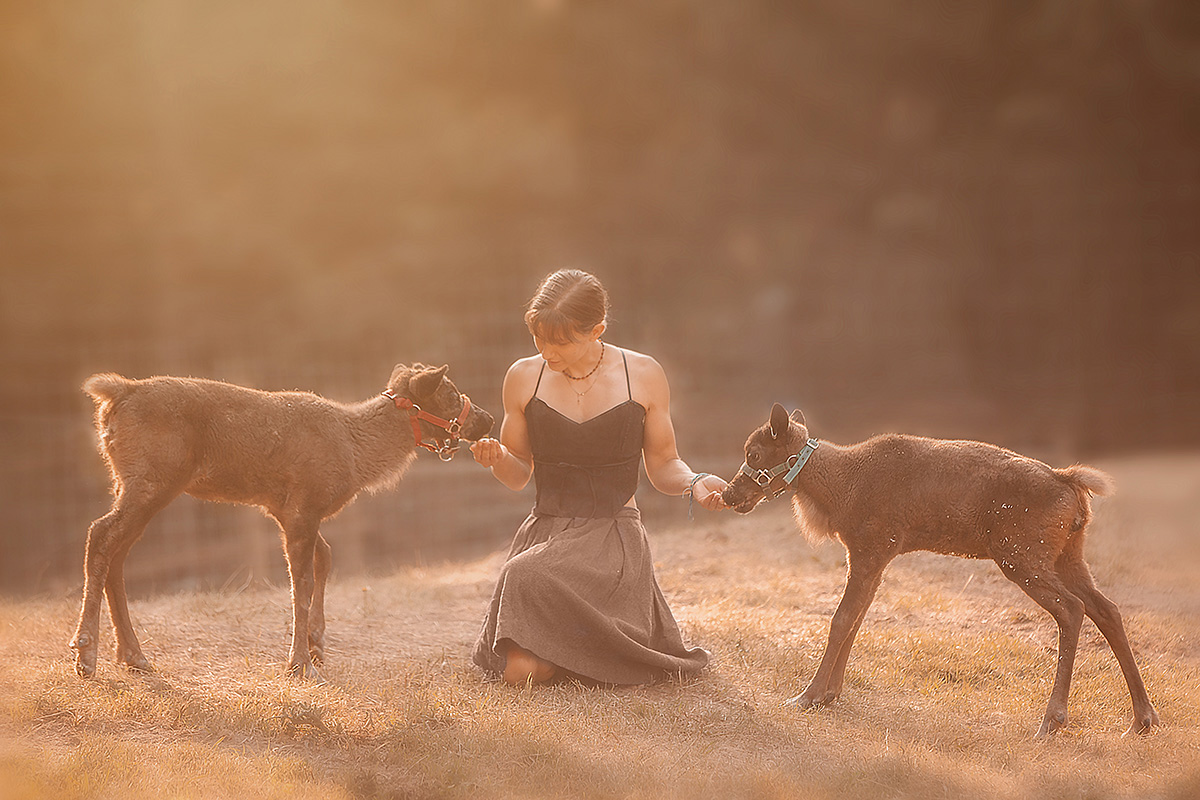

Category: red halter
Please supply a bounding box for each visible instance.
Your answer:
[382,389,473,461]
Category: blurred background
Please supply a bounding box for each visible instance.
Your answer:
[2,1,1197,596]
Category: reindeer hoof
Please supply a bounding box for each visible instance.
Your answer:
[1123,708,1161,738]
[1035,710,1068,741]
[287,661,324,682]
[71,636,97,678]
[783,692,826,710]
[120,654,153,673]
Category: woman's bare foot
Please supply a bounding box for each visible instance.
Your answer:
[501,644,558,685]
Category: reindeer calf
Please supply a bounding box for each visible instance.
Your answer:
[72,364,493,680]
[723,403,1159,739]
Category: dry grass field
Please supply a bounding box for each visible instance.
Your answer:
[2,453,1198,799]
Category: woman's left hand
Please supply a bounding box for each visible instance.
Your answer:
[692,474,729,511]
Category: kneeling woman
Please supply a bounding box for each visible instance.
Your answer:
[470,269,727,685]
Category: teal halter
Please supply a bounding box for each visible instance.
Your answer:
[737,438,820,500]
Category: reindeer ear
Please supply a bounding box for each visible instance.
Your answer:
[411,365,449,398]
[769,402,790,440]
[790,408,806,428]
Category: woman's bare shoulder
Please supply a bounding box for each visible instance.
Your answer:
[615,347,664,376]
[508,354,545,376]
[612,346,669,402]
[503,355,545,399]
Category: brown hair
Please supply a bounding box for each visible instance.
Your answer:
[524,269,610,344]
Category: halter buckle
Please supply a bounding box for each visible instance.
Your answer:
[383,388,473,461]
[739,463,770,487]
[737,439,820,499]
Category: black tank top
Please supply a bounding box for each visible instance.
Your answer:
[526,351,646,518]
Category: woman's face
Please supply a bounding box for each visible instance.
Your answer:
[532,323,605,373]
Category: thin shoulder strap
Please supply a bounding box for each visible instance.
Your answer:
[533,361,547,396]
[622,350,631,400]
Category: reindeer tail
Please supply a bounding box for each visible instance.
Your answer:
[82,373,133,403]
[1055,465,1116,497]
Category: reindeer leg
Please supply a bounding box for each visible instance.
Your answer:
[105,535,152,672]
[1057,552,1159,737]
[998,560,1085,740]
[72,504,120,678]
[308,533,332,664]
[823,569,888,701]
[72,484,174,677]
[280,516,321,680]
[786,552,887,709]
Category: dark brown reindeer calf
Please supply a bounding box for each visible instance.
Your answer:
[72,364,493,680]
[723,403,1159,739]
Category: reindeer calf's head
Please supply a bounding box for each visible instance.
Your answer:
[390,364,495,442]
[722,402,810,514]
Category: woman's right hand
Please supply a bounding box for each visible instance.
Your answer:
[470,437,507,468]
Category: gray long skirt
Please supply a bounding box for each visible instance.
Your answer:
[472,507,709,685]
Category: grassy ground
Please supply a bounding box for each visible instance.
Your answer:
[2,453,1198,799]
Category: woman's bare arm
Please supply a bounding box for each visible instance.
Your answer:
[470,359,536,491]
[636,354,727,509]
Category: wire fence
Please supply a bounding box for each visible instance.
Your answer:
[3,2,1198,598]
[0,270,727,598]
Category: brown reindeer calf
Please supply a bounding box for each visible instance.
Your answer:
[72,364,493,680]
[723,403,1159,739]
